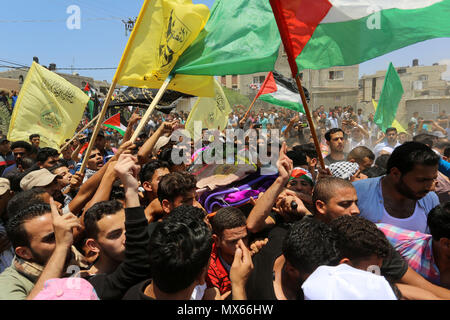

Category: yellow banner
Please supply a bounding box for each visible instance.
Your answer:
[8,62,89,149]
[116,0,214,97]
[185,79,232,137]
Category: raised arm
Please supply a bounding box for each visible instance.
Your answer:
[246,142,292,234]
[122,109,142,144]
[137,120,178,165]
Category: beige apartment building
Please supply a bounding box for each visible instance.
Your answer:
[358,59,450,124]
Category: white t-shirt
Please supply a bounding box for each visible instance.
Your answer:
[379,201,428,233]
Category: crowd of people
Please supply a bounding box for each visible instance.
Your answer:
[0,97,449,301]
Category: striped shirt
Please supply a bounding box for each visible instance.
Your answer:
[377,223,440,285]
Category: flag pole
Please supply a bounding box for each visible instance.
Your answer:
[60,113,101,151]
[129,75,173,143]
[294,75,325,169]
[78,0,150,174]
[269,0,325,169]
[242,93,259,121]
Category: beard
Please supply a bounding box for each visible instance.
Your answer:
[395,176,428,201]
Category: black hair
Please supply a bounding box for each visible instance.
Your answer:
[29,134,40,140]
[347,146,375,162]
[386,142,440,175]
[83,200,124,239]
[10,141,32,153]
[6,187,48,220]
[149,218,212,294]
[47,162,68,174]
[110,180,125,201]
[330,215,391,265]
[385,127,397,134]
[166,205,206,224]
[6,203,51,248]
[374,154,390,170]
[36,147,59,163]
[362,166,386,178]
[294,143,318,160]
[286,149,308,167]
[139,159,170,184]
[444,146,450,159]
[210,207,246,236]
[325,128,344,142]
[427,202,450,241]
[157,172,197,204]
[282,217,341,275]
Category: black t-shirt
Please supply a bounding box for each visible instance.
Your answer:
[245,226,288,300]
[122,279,155,300]
[381,244,409,282]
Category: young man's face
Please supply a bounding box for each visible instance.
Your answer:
[287,178,313,195]
[87,149,104,170]
[21,213,57,265]
[172,189,201,209]
[316,187,360,223]
[12,147,27,163]
[53,166,72,188]
[357,156,374,172]
[148,168,170,198]
[0,141,10,154]
[214,226,248,265]
[393,164,438,201]
[327,131,345,153]
[41,156,60,169]
[31,137,40,147]
[386,130,398,144]
[95,209,126,263]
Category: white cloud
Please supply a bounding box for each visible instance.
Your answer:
[439,59,450,80]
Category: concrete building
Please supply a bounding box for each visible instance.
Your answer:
[220,46,359,112]
[358,59,450,124]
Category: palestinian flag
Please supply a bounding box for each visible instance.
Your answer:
[255,71,305,113]
[103,113,127,136]
[269,0,450,74]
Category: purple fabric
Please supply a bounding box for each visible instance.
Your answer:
[224,190,260,202]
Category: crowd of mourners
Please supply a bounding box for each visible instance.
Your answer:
[0,98,449,300]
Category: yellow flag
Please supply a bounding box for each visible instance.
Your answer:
[116,0,214,97]
[185,78,232,138]
[372,99,406,133]
[8,62,89,149]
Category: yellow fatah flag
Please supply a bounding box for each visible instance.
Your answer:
[185,78,232,138]
[8,62,89,149]
[372,99,406,133]
[116,0,214,97]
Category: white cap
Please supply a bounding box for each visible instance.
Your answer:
[302,264,397,300]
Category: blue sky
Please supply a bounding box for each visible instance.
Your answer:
[1,0,450,83]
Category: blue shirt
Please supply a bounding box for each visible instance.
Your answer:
[439,159,450,178]
[352,176,440,226]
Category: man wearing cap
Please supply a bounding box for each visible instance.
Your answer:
[0,178,14,273]
[20,168,62,199]
[0,135,14,176]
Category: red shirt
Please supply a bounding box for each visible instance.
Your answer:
[206,243,231,294]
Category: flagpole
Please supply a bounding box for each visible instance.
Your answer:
[294,75,325,169]
[78,0,150,174]
[242,93,259,121]
[60,113,101,151]
[129,75,173,143]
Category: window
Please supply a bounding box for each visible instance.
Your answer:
[232,75,238,85]
[19,75,24,84]
[397,68,407,74]
[335,95,341,101]
[221,76,226,85]
[419,75,428,81]
[252,76,265,84]
[329,70,344,80]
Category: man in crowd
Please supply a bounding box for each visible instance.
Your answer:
[29,134,40,149]
[373,127,401,157]
[353,142,440,233]
[0,135,14,176]
[2,141,32,178]
[324,128,347,166]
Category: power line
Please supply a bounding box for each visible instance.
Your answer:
[0,17,122,23]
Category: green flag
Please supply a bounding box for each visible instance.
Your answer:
[374,63,404,133]
[174,0,281,76]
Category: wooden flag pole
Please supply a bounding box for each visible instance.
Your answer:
[294,75,325,169]
[242,93,259,121]
[79,80,118,174]
[60,113,101,151]
[129,75,173,143]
